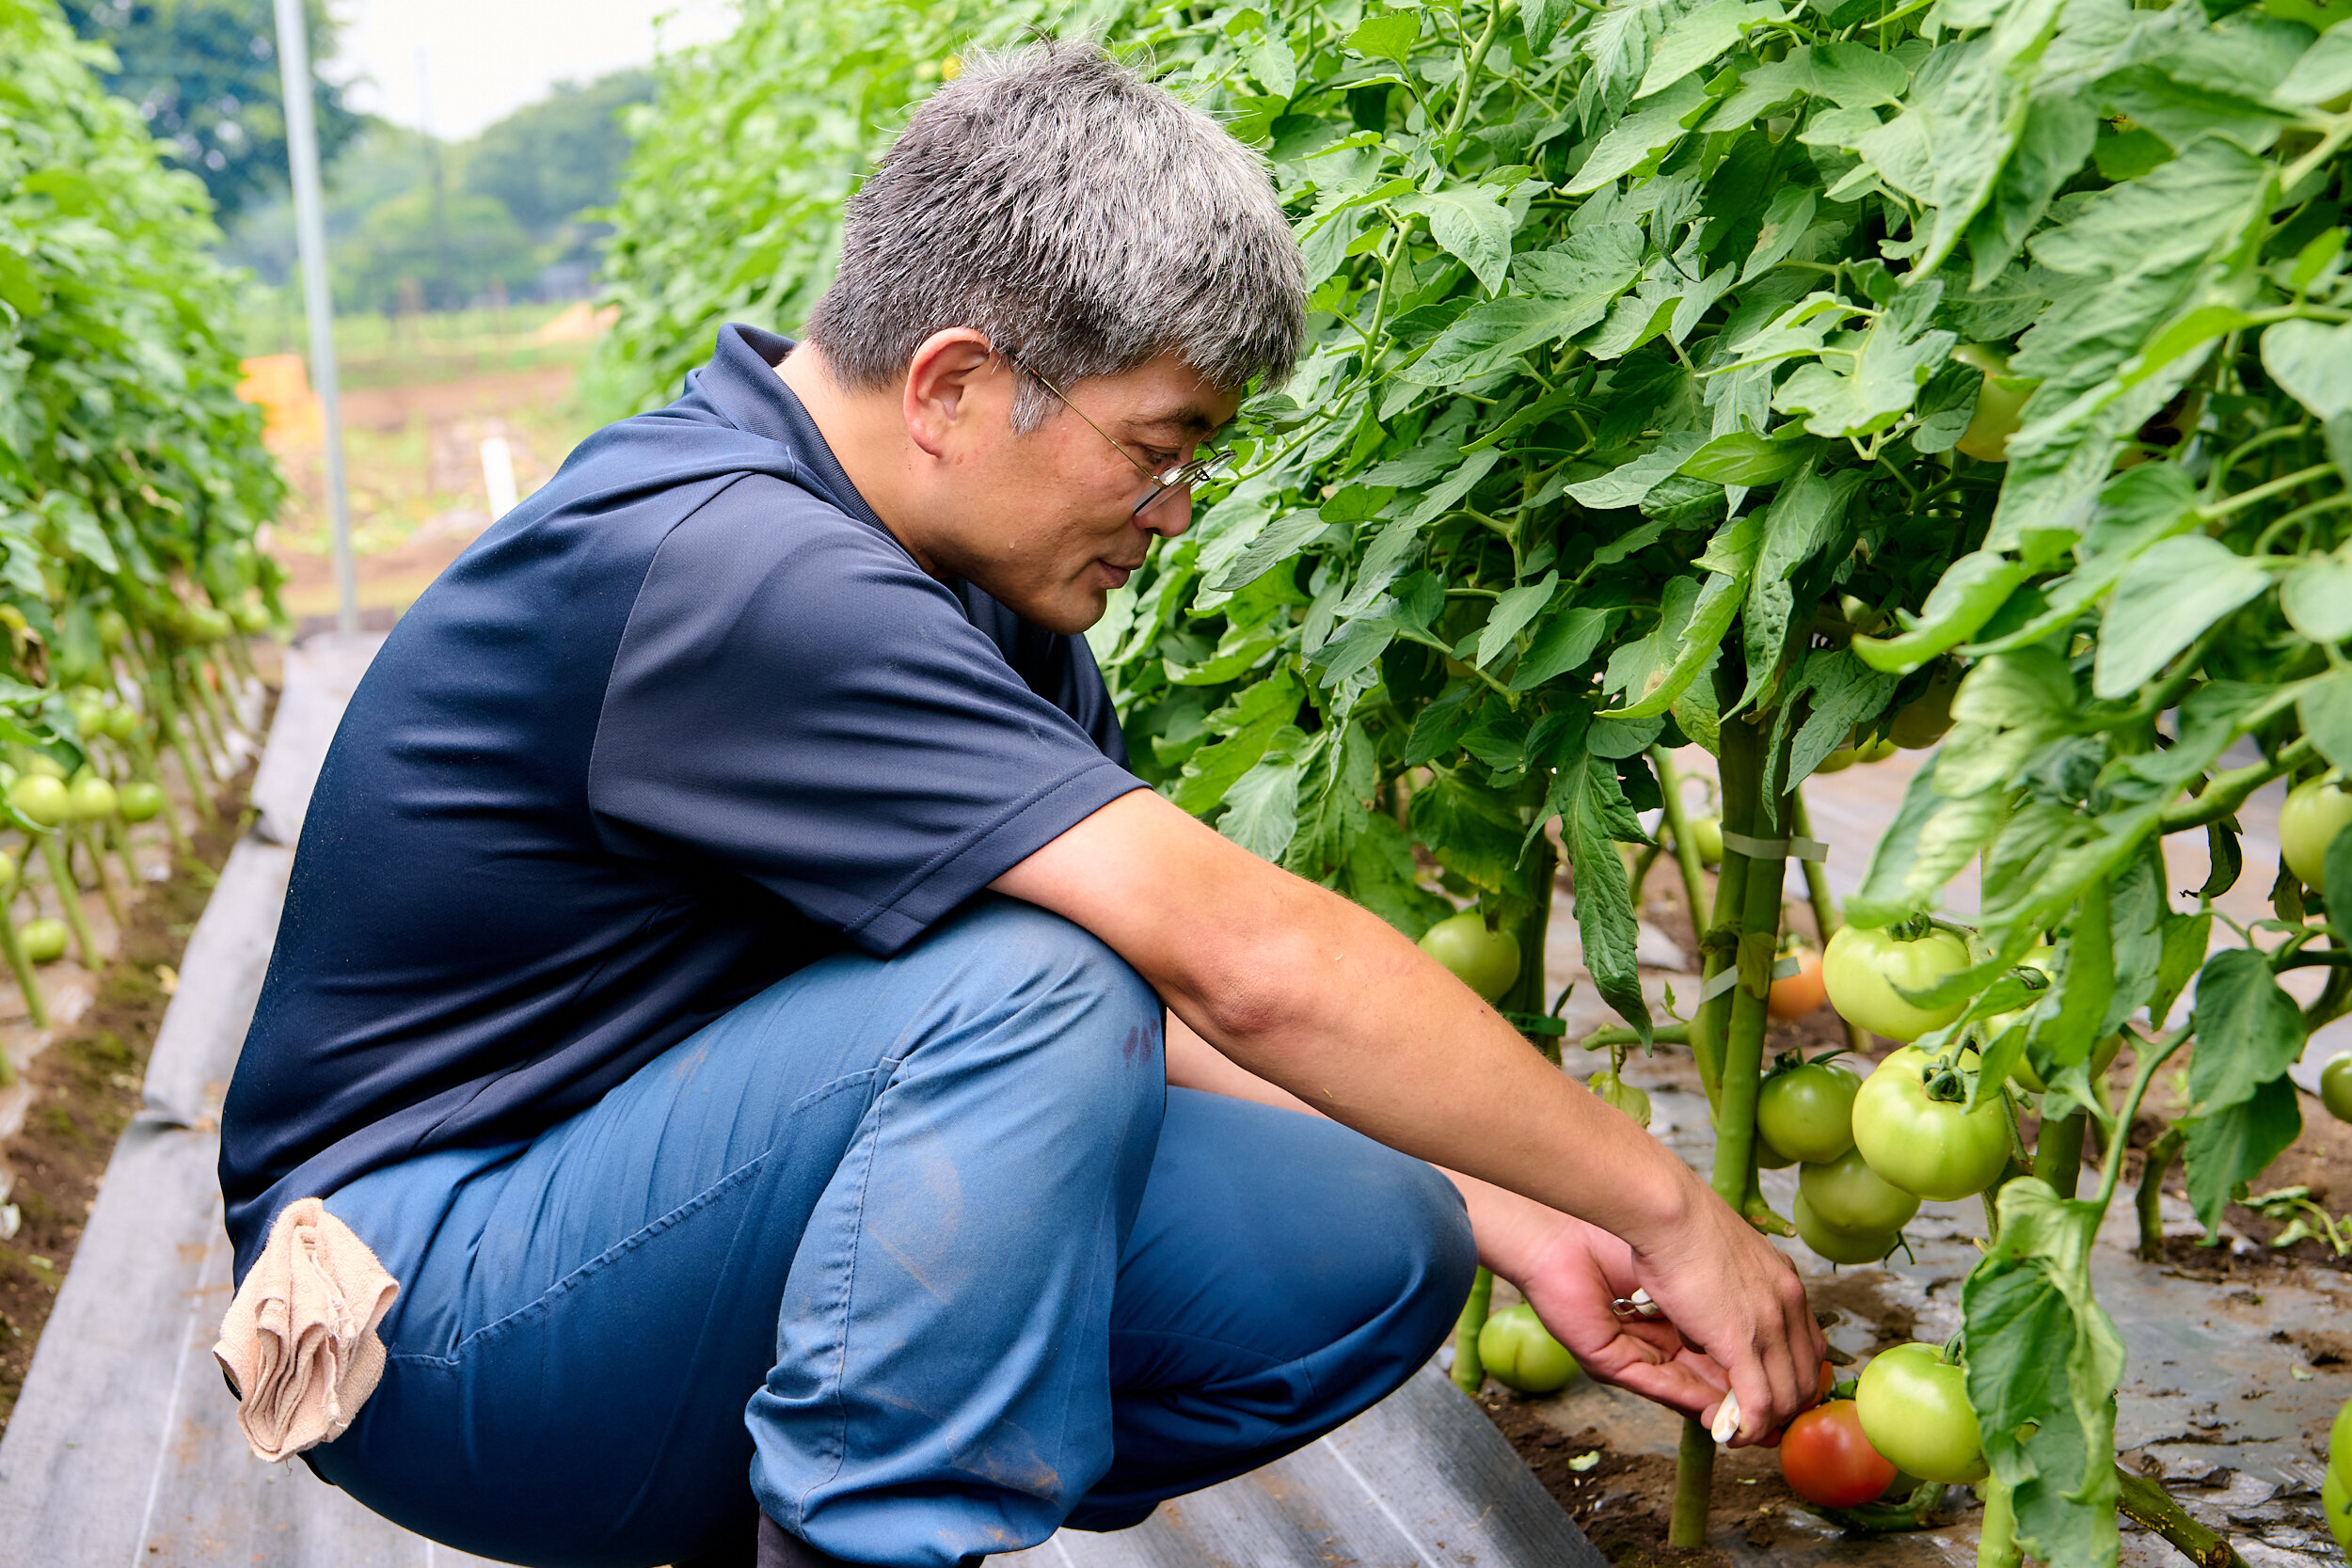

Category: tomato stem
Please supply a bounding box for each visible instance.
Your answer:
[2034,1110,2087,1200]
[2134,1125,2184,1261]
[1976,1474,2022,1568]
[1651,745,1712,931]
[1670,1417,1716,1549]
[1450,1266,1493,1396]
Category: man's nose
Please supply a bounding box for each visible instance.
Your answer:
[1141,488,1195,540]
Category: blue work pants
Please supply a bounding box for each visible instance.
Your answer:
[305,897,1476,1567]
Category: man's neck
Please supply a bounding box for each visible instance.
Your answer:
[774,344,938,577]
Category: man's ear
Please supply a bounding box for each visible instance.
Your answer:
[902,329,1007,460]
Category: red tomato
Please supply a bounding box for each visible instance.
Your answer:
[1780,1399,1899,1508]
[1768,946,1828,1021]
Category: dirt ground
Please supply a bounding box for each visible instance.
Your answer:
[267,365,596,628]
[0,750,260,1433]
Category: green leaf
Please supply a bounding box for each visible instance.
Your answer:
[2277,28,2352,105]
[1779,646,1900,789]
[1540,720,1652,1037]
[1738,186,1817,283]
[1524,0,1579,52]
[1169,672,1301,815]
[1738,465,1865,711]
[2297,667,2352,772]
[2090,536,2269,700]
[1410,186,1518,295]
[2260,320,2352,421]
[2282,553,2352,645]
[1408,771,1532,893]
[2150,910,2212,1033]
[1406,297,1618,383]
[2183,1075,2301,1238]
[1677,429,1817,485]
[1219,733,1307,859]
[1347,10,1422,70]
[1635,0,1784,99]
[1565,75,1708,196]
[1853,550,2029,673]
[2185,946,2306,1117]
[1514,606,1621,690]
[1565,434,1710,507]
[1248,36,1298,100]
[1605,570,1745,719]
[1771,302,1957,436]
[1477,571,1561,667]
[1963,1180,2124,1568]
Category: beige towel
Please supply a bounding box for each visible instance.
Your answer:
[213,1197,400,1462]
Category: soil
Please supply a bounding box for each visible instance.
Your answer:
[0,748,260,1434]
[1477,1387,1958,1568]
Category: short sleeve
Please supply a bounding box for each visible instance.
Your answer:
[586,478,1146,954]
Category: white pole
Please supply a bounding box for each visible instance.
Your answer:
[480,437,517,520]
[270,0,358,638]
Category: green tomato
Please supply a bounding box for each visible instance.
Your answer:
[2331,1396,2352,1480]
[1688,813,1724,867]
[1887,664,1962,750]
[1822,925,1973,1043]
[118,780,166,824]
[19,919,66,965]
[1792,1192,1900,1266]
[1757,1059,1862,1164]
[1477,1303,1580,1394]
[0,850,17,886]
[105,705,140,742]
[1856,1344,1987,1484]
[70,697,107,737]
[2281,777,2352,893]
[18,754,63,780]
[9,773,69,829]
[1853,1047,2012,1202]
[1814,746,1857,775]
[1852,736,1899,765]
[2264,0,2348,29]
[1952,346,2042,464]
[1419,912,1521,1004]
[67,772,116,821]
[1588,1070,1653,1128]
[2326,1467,2352,1559]
[1801,1146,1922,1237]
[93,609,128,650]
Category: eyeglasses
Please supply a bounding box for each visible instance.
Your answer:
[997,346,1233,517]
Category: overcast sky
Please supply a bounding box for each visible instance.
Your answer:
[328,0,739,139]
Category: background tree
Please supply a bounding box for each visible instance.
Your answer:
[463,69,653,261]
[58,0,359,229]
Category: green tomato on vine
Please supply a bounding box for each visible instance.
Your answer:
[1852,1047,2011,1202]
[1821,925,1973,1042]
[1855,1344,1987,1484]
[1477,1303,1580,1394]
[1756,1056,1860,1164]
[1418,911,1520,1004]
[1951,345,2041,464]
[2280,776,2352,893]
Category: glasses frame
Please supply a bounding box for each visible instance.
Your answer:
[997,346,1232,517]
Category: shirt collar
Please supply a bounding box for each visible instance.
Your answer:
[694,324,890,537]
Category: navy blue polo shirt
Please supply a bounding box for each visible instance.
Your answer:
[219,325,1144,1277]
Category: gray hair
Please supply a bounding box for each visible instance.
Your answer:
[803,40,1305,430]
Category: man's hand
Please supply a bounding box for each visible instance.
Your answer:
[1509,1214,1732,1423]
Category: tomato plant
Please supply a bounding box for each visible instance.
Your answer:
[597,0,2352,1554]
[1792,1191,1900,1266]
[1822,925,1973,1042]
[1477,1302,1579,1394]
[1781,1400,1899,1509]
[1856,1344,1987,1486]
[1756,1055,1857,1161]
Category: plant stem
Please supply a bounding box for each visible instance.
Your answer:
[2136,1125,2184,1261]
[38,834,96,972]
[2115,1465,2250,1568]
[1581,1022,1692,1049]
[2159,736,2315,833]
[1789,788,1867,1055]
[1692,706,1761,1116]
[0,864,40,1040]
[1652,745,1712,931]
[1503,839,1560,1062]
[1978,1476,2022,1568]
[1671,1418,1716,1545]
[2095,1028,2189,1212]
[126,728,195,858]
[1452,1266,1495,1395]
[2035,1110,2088,1200]
[78,824,125,933]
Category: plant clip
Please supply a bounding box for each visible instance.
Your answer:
[1504,1010,1568,1037]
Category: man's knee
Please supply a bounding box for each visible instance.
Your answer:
[1379,1151,1480,1339]
[915,894,1165,1077]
